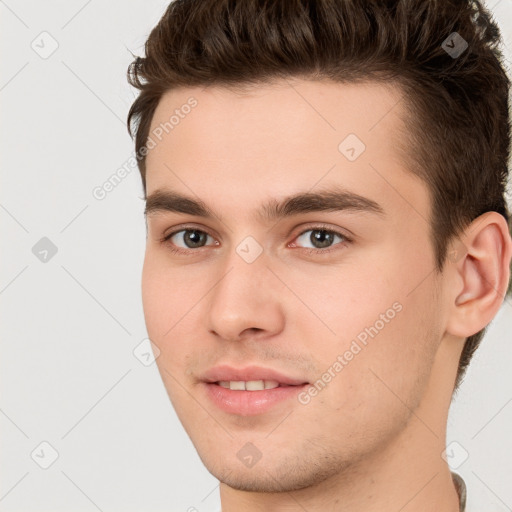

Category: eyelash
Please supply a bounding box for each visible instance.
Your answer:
[159,224,353,256]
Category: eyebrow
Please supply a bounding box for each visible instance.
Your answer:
[144,186,385,223]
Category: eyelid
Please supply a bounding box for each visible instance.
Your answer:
[291,222,354,243]
[162,222,353,239]
[161,223,216,240]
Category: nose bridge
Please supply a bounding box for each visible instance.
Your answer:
[206,244,284,341]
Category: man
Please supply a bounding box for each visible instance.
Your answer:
[127,0,512,510]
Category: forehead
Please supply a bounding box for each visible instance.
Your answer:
[147,79,407,161]
[144,79,428,225]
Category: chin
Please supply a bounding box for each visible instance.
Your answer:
[198,446,349,494]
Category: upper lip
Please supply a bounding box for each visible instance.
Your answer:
[201,365,309,386]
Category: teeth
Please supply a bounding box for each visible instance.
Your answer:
[217,380,280,390]
[245,380,264,390]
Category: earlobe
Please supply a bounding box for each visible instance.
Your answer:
[446,212,512,338]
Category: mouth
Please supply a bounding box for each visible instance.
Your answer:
[203,381,309,416]
[215,380,296,390]
[201,364,309,387]
[200,366,310,416]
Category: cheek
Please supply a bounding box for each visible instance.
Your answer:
[141,252,185,367]
[293,248,440,411]
[141,254,167,336]
[141,256,191,411]
[141,250,207,375]
[141,250,193,331]
[284,257,399,346]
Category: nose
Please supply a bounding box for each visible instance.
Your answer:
[206,251,285,343]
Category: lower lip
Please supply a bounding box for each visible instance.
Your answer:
[202,382,309,416]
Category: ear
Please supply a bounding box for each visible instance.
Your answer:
[445,211,512,338]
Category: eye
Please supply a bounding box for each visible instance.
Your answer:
[290,226,352,254]
[162,228,218,253]
[160,224,352,256]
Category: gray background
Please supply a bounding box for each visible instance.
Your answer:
[1,1,511,510]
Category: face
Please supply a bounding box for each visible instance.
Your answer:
[141,79,448,492]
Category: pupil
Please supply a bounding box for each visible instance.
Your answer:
[185,230,206,248]
[311,230,333,248]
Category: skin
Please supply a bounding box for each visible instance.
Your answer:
[141,78,512,511]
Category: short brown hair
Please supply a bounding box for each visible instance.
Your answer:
[127,0,512,391]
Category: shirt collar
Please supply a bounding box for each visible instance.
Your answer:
[452,472,467,512]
